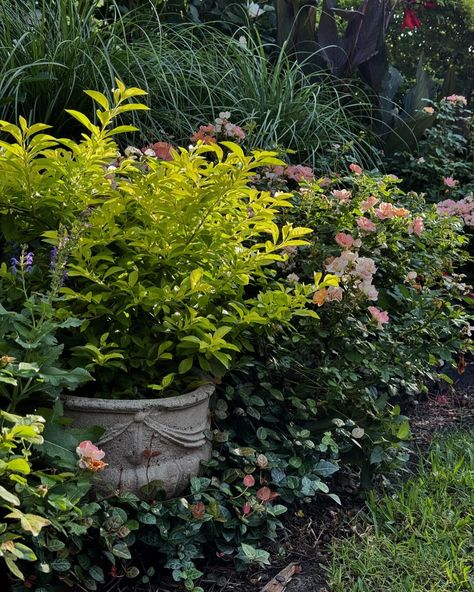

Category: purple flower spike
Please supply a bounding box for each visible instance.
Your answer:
[50,247,58,271]
[10,257,19,274]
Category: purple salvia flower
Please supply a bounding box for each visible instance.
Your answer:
[50,247,58,271]
[10,257,19,274]
[25,252,34,272]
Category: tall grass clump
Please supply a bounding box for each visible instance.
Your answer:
[0,0,377,168]
[0,0,131,132]
[124,19,378,168]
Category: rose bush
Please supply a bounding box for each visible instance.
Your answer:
[235,162,472,480]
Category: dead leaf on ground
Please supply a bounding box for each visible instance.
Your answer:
[259,562,302,592]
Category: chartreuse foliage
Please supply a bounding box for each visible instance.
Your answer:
[0,412,49,581]
[328,430,474,591]
[0,82,335,398]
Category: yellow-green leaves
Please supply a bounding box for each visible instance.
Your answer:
[5,508,51,537]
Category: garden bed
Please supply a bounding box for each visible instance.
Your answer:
[191,363,474,592]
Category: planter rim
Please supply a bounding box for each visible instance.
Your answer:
[62,383,215,413]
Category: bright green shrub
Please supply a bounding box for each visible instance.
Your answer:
[0,412,50,581]
[0,83,336,398]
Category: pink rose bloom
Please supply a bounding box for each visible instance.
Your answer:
[191,124,217,144]
[375,202,396,220]
[335,232,354,249]
[141,141,174,161]
[359,281,378,301]
[443,176,459,188]
[224,122,246,140]
[325,255,348,276]
[349,163,363,175]
[326,286,344,302]
[368,306,389,329]
[393,207,410,218]
[286,164,314,183]
[446,95,467,106]
[360,195,378,212]
[76,441,107,472]
[272,165,286,177]
[408,217,424,235]
[242,502,252,515]
[357,217,377,232]
[331,189,351,203]
[355,257,377,280]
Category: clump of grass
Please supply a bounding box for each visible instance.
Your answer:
[0,1,378,170]
[327,430,474,591]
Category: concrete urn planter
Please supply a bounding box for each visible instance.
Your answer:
[63,384,214,498]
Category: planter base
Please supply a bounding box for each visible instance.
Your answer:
[63,385,213,498]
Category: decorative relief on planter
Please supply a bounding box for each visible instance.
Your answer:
[63,385,214,497]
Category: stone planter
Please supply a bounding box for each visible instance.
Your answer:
[63,384,214,498]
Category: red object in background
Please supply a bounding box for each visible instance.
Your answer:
[423,1,437,8]
[401,7,421,30]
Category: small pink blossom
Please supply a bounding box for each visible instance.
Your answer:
[445,95,467,106]
[272,165,286,177]
[285,164,314,183]
[349,163,363,175]
[393,207,410,218]
[76,441,107,472]
[360,195,378,212]
[368,306,389,329]
[141,141,174,161]
[331,189,351,203]
[357,217,377,232]
[408,217,424,235]
[335,232,354,249]
[375,202,396,220]
[443,176,459,188]
[355,257,377,280]
[243,474,255,487]
[359,281,378,301]
[256,486,279,502]
[224,122,246,140]
[191,125,217,144]
[405,271,417,282]
[326,286,344,302]
[437,197,474,227]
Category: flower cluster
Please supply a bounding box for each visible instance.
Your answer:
[141,141,174,160]
[445,95,468,106]
[10,248,34,275]
[437,196,474,227]
[368,306,390,329]
[325,250,378,302]
[76,440,107,472]
[191,112,246,145]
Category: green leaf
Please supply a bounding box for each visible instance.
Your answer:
[0,485,20,506]
[5,508,51,535]
[89,565,105,583]
[112,543,131,559]
[65,110,98,134]
[6,458,31,474]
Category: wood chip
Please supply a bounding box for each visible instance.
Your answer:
[259,563,301,592]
